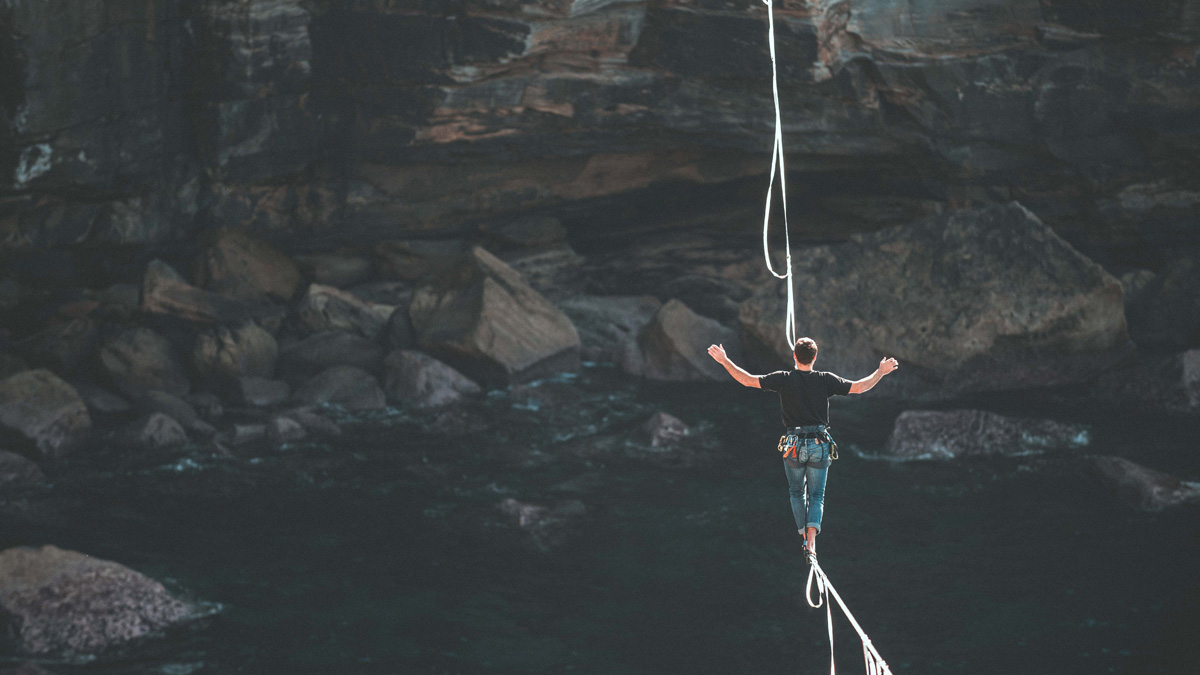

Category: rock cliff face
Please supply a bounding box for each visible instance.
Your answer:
[2,1,1197,270]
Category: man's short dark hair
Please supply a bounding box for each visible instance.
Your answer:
[793,338,818,365]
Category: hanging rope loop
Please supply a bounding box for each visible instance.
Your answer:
[761,0,797,350]
[806,558,895,675]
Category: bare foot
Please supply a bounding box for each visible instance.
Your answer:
[805,527,818,555]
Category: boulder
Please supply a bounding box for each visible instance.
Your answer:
[557,295,662,366]
[268,415,306,444]
[409,247,581,386]
[99,327,191,398]
[740,203,1131,396]
[634,299,741,381]
[294,284,395,340]
[16,318,98,375]
[192,228,302,302]
[1093,456,1200,512]
[372,239,466,281]
[71,382,131,415]
[885,409,1090,460]
[192,322,278,389]
[0,545,201,657]
[642,411,689,448]
[95,283,140,321]
[133,391,215,437]
[292,366,386,410]
[186,392,224,422]
[0,370,91,459]
[0,451,45,489]
[1122,257,1200,352]
[281,407,342,438]
[236,377,291,408]
[277,330,385,381]
[228,423,267,447]
[294,251,373,288]
[126,413,188,452]
[1093,349,1200,415]
[344,281,412,305]
[142,260,286,326]
[383,350,481,408]
[496,498,586,552]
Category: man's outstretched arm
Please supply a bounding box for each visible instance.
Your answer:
[707,344,761,388]
[848,357,899,394]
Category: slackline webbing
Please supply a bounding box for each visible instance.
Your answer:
[761,0,797,350]
[806,555,894,675]
[762,2,894,672]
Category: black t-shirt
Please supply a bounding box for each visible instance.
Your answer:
[758,369,853,428]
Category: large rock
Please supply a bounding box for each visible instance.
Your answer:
[278,330,385,381]
[383,350,481,408]
[0,545,202,658]
[1093,349,1200,415]
[294,251,373,288]
[885,409,1090,460]
[236,377,291,408]
[295,284,395,340]
[557,295,662,366]
[372,240,466,282]
[192,228,302,302]
[0,370,91,459]
[1122,258,1200,352]
[292,366,386,410]
[16,318,98,376]
[1093,456,1200,512]
[496,498,586,552]
[99,327,191,398]
[192,322,278,389]
[409,247,581,386]
[740,203,1131,396]
[142,260,286,326]
[0,451,45,489]
[634,299,741,381]
[125,413,189,452]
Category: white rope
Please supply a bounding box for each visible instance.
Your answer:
[806,557,894,675]
[761,0,797,350]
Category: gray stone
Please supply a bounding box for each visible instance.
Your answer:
[1094,349,1200,415]
[237,377,291,408]
[1122,258,1200,352]
[642,411,689,448]
[281,407,342,438]
[292,366,386,410]
[0,545,201,657]
[372,240,466,282]
[229,423,267,447]
[634,299,741,381]
[134,391,201,431]
[268,416,307,444]
[72,382,131,415]
[344,281,412,305]
[142,260,286,326]
[1093,456,1200,512]
[0,354,30,382]
[16,318,98,376]
[193,322,278,389]
[278,330,385,381]
[0,370,91,459]
[558,295,663,366]
[885,409,1090,460]
[410,247,581,386]
[126,413,188,452]
[294,251,373,288]
[99,327,191,398]
[295,284,395,340]
[740,203,1131,396]
[0,451,45,489]
[496,498,586,552]
[192,228,302,302]
[383,350,481,408]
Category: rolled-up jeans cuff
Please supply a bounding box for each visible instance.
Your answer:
[806,523,822,534]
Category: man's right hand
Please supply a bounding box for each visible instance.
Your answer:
[707,344,728,364]
[879,357,899,375]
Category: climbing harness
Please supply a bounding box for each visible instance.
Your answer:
[760,3,891,673]
[806,555,894,675]
[777,428,839,462]
[760,0,797,350]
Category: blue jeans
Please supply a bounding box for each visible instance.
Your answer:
[782,435,831,533]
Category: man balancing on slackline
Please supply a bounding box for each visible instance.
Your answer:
[707,338,898,559]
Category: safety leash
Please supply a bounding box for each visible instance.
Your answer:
[806,555,894,675]
[761,0,797,350]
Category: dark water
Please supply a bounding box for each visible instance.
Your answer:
[3,366,1198,674]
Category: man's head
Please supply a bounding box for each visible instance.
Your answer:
[793,337,818,368]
